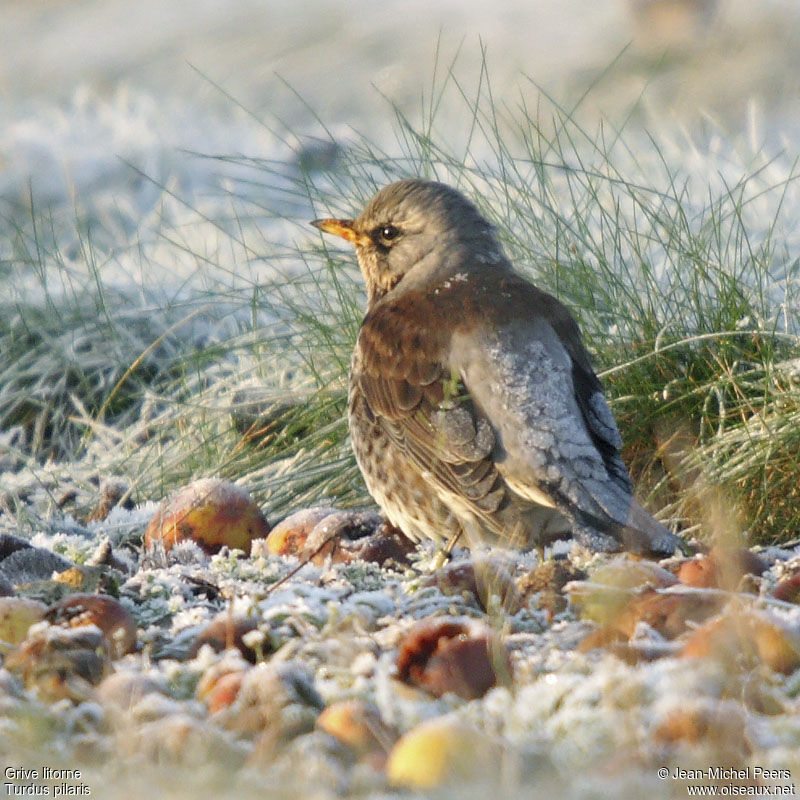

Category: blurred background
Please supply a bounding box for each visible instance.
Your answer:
[2,0,800,213]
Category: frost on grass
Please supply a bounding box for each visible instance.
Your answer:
[2,77,800,536]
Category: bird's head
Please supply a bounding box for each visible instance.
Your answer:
[311,179,500,305]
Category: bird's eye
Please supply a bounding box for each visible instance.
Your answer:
[378,225,400,242]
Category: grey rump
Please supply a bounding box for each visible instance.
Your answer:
[311,178,683,557]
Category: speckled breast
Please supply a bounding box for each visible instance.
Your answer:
[346,375,463,547]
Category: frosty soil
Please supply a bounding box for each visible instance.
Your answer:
[1,481,800,798]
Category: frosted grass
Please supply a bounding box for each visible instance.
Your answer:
[1,25,800,541]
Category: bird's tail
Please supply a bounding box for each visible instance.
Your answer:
[619,499,688,557]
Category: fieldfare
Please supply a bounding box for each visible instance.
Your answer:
[312,179,683,557]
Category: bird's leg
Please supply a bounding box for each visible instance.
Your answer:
[429,528,465,569]
[430,549,452,570]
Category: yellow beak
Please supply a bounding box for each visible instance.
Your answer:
[310,218,369,247]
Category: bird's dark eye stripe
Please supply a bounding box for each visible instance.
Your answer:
[372,224,401,244]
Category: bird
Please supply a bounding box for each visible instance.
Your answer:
[311,179,684,557]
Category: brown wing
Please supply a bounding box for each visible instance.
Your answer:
[354,269,679,555]
[357,272,632,500]
[354,290,515,534]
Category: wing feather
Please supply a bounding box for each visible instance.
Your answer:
[353,270,679,554]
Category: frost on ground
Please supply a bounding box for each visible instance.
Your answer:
[1,485,799,800]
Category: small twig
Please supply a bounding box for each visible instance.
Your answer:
[263,536,337,596]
